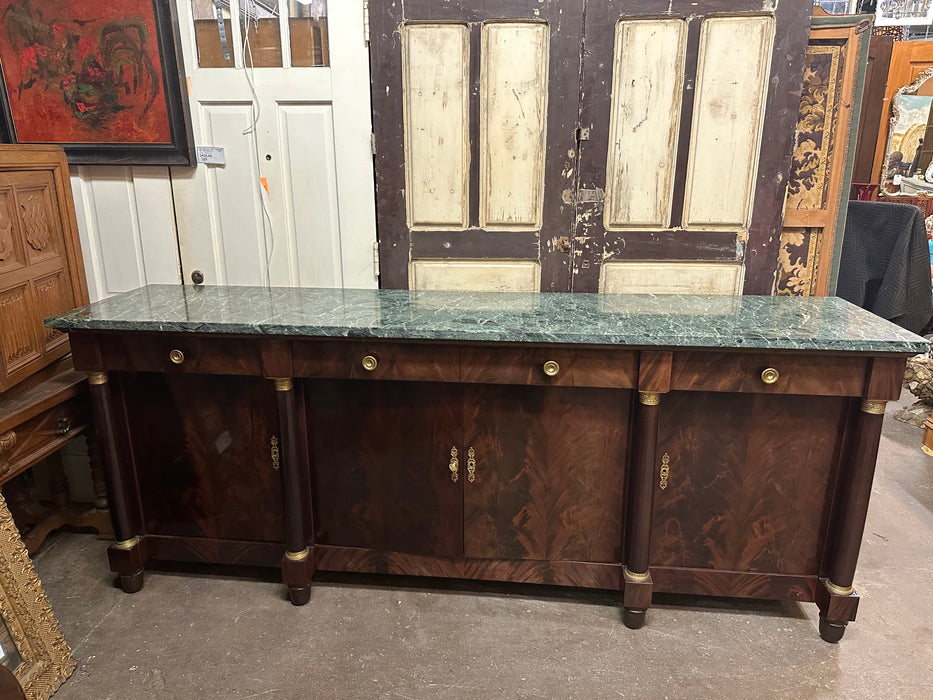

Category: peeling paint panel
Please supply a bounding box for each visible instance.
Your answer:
[604,18,687,230]
[599,261,745,294]
[480,22,549,230]
[402,23,470,229]
[410,259,541,291]
[682,15,774,230]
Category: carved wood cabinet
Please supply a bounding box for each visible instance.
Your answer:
[48,286,928,643]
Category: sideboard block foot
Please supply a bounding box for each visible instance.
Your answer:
[815,578,859,641]
[281,548,315,606]
[622,569,653,629]
[108,537,145,594]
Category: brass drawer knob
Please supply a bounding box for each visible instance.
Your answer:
[761,368,779,385]
[362,355,378,371]
[169,349,185,365]
[543,360,560,377]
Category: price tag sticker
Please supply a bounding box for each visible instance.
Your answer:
[893,174,903,186]
[196,146,225,165]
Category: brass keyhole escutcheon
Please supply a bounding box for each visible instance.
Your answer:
[659,453,670,490]
[761,368,779,385]
[543,360,560,377]
[169,349,185,365]
[449,446,459,483]
[362,355,378,371]
[467,447,476,483]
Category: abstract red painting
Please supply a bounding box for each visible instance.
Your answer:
[0,0,170,143]
[0,0,193,164]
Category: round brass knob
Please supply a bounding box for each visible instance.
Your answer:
[361,355,378,371]
[169,349,185,365]
[761,368,779,385]
[543,360,560,377]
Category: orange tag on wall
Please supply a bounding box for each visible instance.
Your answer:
[260,177,269,195]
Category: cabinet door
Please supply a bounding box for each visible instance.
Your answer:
[462,385,629,563]
[307,380,462,558]
[651,391,848,575]
[120,373,284,542]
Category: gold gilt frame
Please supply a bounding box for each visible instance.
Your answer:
[0,494,74,700]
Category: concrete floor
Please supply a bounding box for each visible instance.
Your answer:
[32,391,933,699]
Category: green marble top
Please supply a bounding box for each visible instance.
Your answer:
[45,284,929,354]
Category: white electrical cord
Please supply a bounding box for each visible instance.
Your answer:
[240,0,276,287]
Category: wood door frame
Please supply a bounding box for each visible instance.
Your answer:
[572,0,812,294]
[369,0,583,290]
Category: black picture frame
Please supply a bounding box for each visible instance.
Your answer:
[0,0,195,166]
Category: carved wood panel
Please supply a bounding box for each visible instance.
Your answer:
[0,147,87,391]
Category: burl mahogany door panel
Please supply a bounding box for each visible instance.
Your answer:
[462,384,629,563]
[306,379,463,558]
[119,373,284,542]
[651,391,848,575]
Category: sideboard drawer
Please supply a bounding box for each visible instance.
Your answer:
[670,352,867,397]
[460,346,638,389]
[293,340,460,382]
[96,335,263,376]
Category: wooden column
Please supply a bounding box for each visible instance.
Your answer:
[273,378,314,605]
[622,351,671,629]
[817,397,886,642]
[88,371,145,593]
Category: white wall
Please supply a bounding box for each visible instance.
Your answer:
[70,166,183,301]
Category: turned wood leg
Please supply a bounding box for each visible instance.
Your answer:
[47,452,70,509]
[817,399,886,642]
[85,423,110,511]
[274,379,315,604]
[88,372,146,593]
[622,390,662,628]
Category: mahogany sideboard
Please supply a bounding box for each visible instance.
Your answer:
[46,285,928,642]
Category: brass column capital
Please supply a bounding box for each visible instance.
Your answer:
[860,399,887,415]
[273,378,294,392]
[88,371,109,385]
[638,391,661,406]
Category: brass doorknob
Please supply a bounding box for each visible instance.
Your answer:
[761,368,779,385]
[169,349,185,365]
[543,360,560,377]
[361,355,378,371]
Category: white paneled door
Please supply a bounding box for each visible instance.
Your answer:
[172,0,376,288]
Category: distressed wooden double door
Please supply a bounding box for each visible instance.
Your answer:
[371,0,811,294]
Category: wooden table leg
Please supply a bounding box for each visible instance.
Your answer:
[88,372,145,594]
[622,390,662,629]
[273,378,315,605]
[817,398,887,643]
